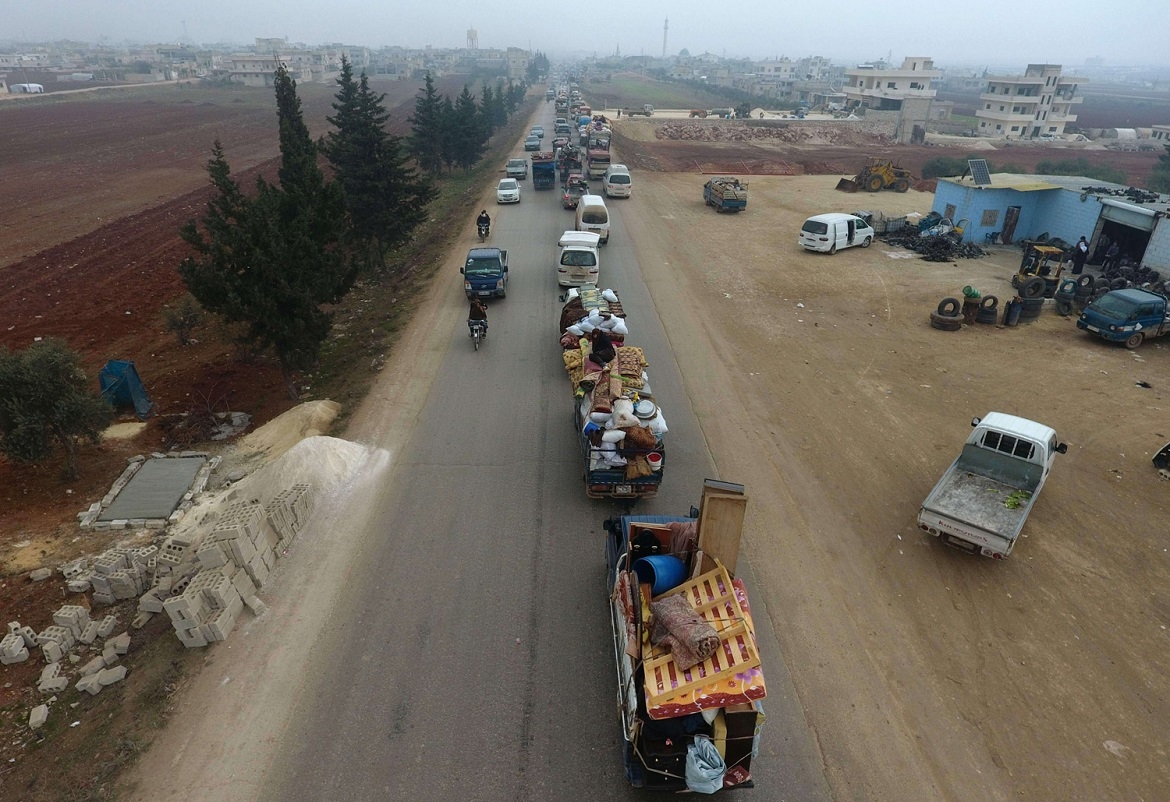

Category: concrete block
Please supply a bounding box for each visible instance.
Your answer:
[97,665,127,686]
[42,641,63,663]
[78,620,101,645]
[107,631,131,655]
[38,662,62,684]
[6,621,18,635]
[225,592,245,620]
[96,615,118,639]
[205,608,237,642]
[196,541,229,570]
[29,568,53,582]
[80,656,106,676]
[175,626,208,649]
[93,552,127,576]
[0,632,24,657]
[163,592,206,624]
[29,704,49,730]
[225,535,256,567]
[132,611,154,629]
[76,673,103,696]
[60,559,88,579]
[19,626,38,648]
[137,590,165,614]
[145,519,166,530]
[243,596,268,616]
[92,590,116,606]
[38,676,69,694]
[232,570,257,599]
[37,626,74,649]
[89,573,112,594]
[53,605,90,638]
[0,646,30,665]
[67,576,93,593]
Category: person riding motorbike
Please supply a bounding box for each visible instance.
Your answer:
[476,210,491,239]
[468,297,489,337]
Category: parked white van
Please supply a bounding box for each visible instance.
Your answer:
[557,230,601,287]
[575,194,610,244]
[602,164,632,198]
[798,213,875,254]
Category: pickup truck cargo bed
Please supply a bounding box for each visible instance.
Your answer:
[922,469,1033,541]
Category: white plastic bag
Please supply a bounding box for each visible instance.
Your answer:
[567,287,580,299]
[602,288,619,303]
[611,318,629,336]
[612,398,637,428]
[685,737,726,794]
[566,324,585,336]
[648,409,669,436]
[601,429,626,443]
[579,320,595,334]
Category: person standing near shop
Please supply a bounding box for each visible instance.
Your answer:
[1104,241,1121,271]
[1072,236,1089,275]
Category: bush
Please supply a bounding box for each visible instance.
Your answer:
[1035,157,1126,185]
[162,293,205,345]
[921,157,972,179]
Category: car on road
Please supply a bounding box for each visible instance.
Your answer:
[505,158,528,180]
[524,136,541,151]
[496,178,521,204]
[531,126,545,139]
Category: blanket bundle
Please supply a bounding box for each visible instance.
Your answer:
[649,593,721,671]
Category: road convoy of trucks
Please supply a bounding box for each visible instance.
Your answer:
[464,79,1092,790]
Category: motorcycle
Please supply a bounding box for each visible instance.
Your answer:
[468,319,487,351]
[477,222,490,242]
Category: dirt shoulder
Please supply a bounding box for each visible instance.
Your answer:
[622,173,1170,801]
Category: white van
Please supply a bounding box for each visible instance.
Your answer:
[575,194,610,244]
[557,231,601,287]
[798,213,875,254]
[603,164,632,198]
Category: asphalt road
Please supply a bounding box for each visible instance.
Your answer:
[257,103,830,801]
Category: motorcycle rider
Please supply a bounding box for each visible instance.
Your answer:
[468,297,488,337]
[476,209,491,238]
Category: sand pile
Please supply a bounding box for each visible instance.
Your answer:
[236,400,341,461]
[237,436,377,508]
[656,122,890,147]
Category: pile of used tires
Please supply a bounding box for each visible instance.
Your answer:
[930,294,999,330]
[883,229,988,262]
[1097,262,1165,297]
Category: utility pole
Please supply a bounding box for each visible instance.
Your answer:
[662,17,668,59]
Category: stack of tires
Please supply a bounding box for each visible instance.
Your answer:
[1073,275,1096,307]
[1017,277,1046,322]
[930,297,963,331]
[1054,279,1078,316]
[975,295,998,324]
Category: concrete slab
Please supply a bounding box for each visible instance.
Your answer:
[98,457,205,522]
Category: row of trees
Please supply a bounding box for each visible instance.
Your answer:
[180,58,432,398]
[406,74,528,174]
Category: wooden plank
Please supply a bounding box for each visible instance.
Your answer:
[697,492,748,576]
[641,564,760,706]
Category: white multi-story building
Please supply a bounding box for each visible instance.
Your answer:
[975,63,1084,139]
[844,57,939,110]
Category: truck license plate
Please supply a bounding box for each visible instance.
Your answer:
[615,484,633,496]
[477,291,492,296]
[1086,325,1099,333]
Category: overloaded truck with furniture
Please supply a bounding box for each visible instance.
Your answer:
[918,412,1066,558]
[605,479,766,790]
[558,286,664,500]
[703,177,748,213]
[587,130,612,179]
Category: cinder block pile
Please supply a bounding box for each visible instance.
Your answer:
[266,484,314,548]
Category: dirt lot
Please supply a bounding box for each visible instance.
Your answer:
[609,117,1162,186]
[623,173,1170,801]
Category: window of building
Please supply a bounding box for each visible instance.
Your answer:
[986,103,992,109]
[981,209,1000,226]
[887,81,897,89]
[1048,126,1057,132]
[945,204,957,219]
[995,124,1002,131]
[1011,126,1020,132]
[999,105,1006,111]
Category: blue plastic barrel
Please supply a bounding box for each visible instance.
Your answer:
[632,555,688,595]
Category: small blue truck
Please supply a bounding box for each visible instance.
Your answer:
[460,247,508,299]
[1076,288,1170,349]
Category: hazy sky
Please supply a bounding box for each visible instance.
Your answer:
[8,0,1170,68]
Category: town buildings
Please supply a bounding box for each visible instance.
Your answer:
[975,63,1084,139]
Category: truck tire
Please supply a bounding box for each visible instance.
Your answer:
[1020,277,1046,299]
[861,236,872,247]
[980,294,999,310]
[937,297,961,316]
[1059,279,1078,295]
[930,311,963,330]
[1110,277,1128,290]
[829,244,836,255]
[866,174,885,192]
[1055,299,1073,316]
[975,307,998,324]
[1077,274,1094,288]
[1094,277,1111,291]
[1125,332,1145,349]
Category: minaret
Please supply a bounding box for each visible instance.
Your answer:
[662,17,669,59]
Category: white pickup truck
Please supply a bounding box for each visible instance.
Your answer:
[506,158,528,180]
[918,413,1066,559]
